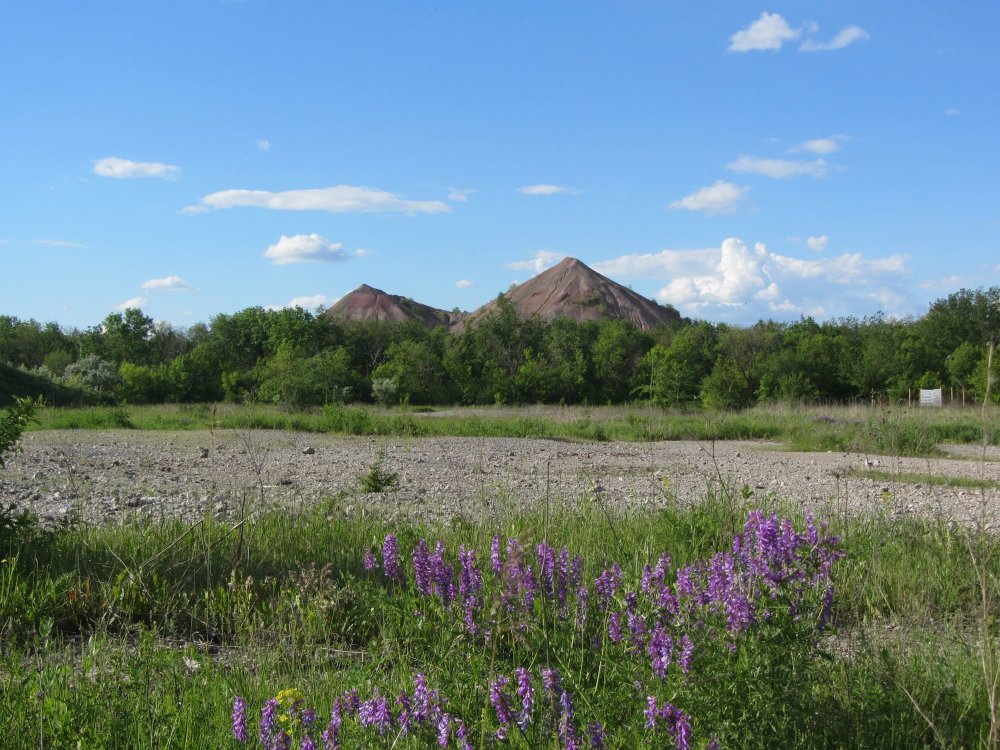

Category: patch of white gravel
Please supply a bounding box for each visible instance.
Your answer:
[2,430,998,528]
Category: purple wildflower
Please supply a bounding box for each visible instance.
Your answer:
[541,667,561,697]
[382,534,403,582]
[537,541,556,597]
[594,563,622,609]
[678,633,695,674]
[321,699,342,750]
[302,707,316,728]
[627,611,647,652]
[575,585,589,629]
[396,692,412,733]
[413,539,432,595]
[491,535,503,573]
[300,737,316,750]
[413,673,430,723]
[437,713,451,747]
[489,676,514,735]
[515,667,534,731]
[260,698,280,748]
[608,611,623,643]
[588,721,605,749]
[648,623,673,679]
[363,548,378,571]
[231,696,248,743]
[359,689,394,736]
[431,540,455,605]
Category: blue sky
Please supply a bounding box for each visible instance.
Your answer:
[3,2,998,329]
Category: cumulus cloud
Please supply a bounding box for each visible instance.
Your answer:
[263,234,352,265]
[455,279,477,288]
[256,138,271,151]
[727,155,828,179]
[189,185,450,215]
[792,136,847,154]
[266,294,338,311]
[594,238,912,322]
[117,296,147,311]
[516,184,573,196]
[141,275,191,292]
[506,250,566,274]
[728,12,801,52]
[800,25,870,52]
[448,188,477,202]
[93,157,180,179]
[354,248,374,258]
[806,235,829,252]
[669,181,749,214]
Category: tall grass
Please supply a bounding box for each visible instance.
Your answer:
[1,487,996,748]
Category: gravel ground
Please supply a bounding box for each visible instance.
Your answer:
[3,429,999,528]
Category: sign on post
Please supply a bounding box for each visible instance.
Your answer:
[919,388,943,407]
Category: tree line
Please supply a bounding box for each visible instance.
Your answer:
[2,287,999,409]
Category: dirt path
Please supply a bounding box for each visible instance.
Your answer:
[3,429,998,527]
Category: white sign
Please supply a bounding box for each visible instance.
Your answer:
[919,388,943,407]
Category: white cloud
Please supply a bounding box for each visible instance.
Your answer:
[179,204,209,215]
[516,184,573,196]
[669,181,749,214]
[455,279,477,289]
[800,25,870,52]
[506,250,566,274]
[263,234,351,265]
[594,238,912,322]
[33,239,88,249]
[448,188,477,202]
[117,296,147,311]
[727,155,828,179]
[256,138,271,151]
[792,136,847,154]
[194,186,450,214]
[141,275,191,292]
[266,294,339,311]
[944,108,962,117]
[93,156,180,179]
[354,248,374,258]
[806,235,829,252]
[728,12,801,52]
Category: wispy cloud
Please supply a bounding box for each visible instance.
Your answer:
[93,156,180,179]
[669,181,749,214]
[800,26,870,52]
[188,185,449,215]
[256,138,271,151]
[516,184,574,196]
[791,136,847,154]
[944,107,962,117]
[728,12,801,52]
[448,188,477,202]
[117,296,147,311]
[455,279,477,289]
[263,234,352,265]
[506,250,566,274]
[141,275,192,292]
[33,239,89,250]
[919,275,964,292]
[727,155,828,179]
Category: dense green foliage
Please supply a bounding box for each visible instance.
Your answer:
[3,286,999,409]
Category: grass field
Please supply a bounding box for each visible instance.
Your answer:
[6,400,1000,747]
[2,484,997,748]
[27,401,1000,458]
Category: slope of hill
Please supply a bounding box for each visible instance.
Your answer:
[457,257,680,332]
[326,284,462,328]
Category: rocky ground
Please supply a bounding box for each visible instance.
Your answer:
[3,429,999,528]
